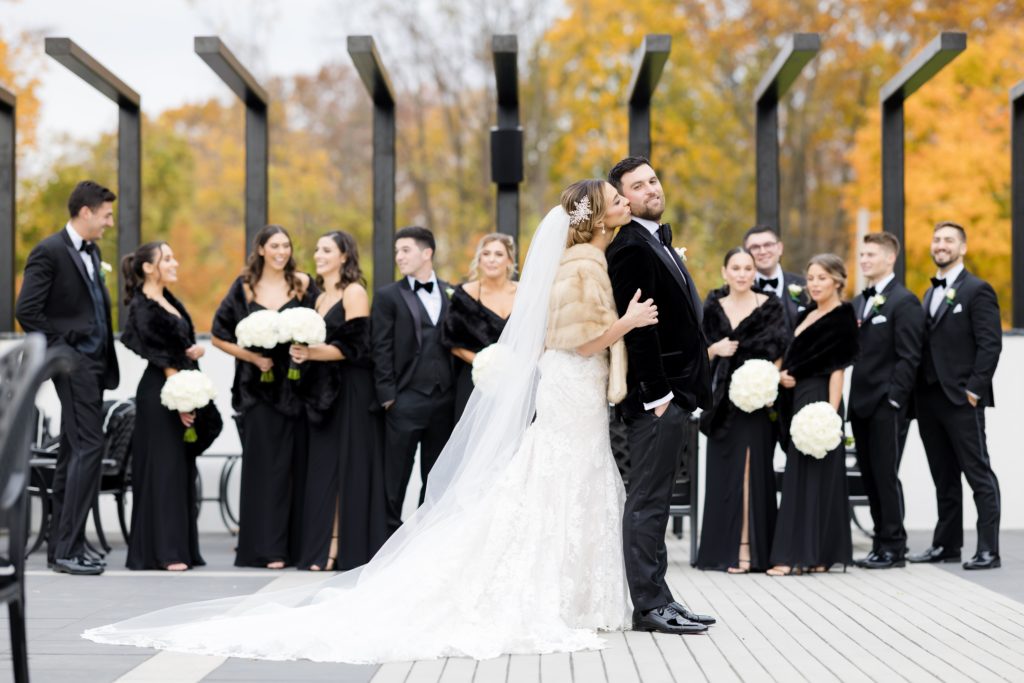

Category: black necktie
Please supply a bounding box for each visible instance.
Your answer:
[657,223,672,247]
[758,277,779,290]
[862,286,876,299]
[414,280,434,294]
[930,276,946,288]
[80,241,96,255]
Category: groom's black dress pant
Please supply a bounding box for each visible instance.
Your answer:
[622,402,686,613]
[850,404,910,555]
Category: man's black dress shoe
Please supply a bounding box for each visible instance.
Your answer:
[633,606,708,635]
[52,557,104,576]
[855,550,905,569]
[963,551,1001,570]
[83,551,106,567]
[907,546,960,564]
[669,601,716,625]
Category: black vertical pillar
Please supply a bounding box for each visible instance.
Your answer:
[195,36,269,255]
[753,33,820,232]
[348,36,396,290]
[1011,80,1024,328]
[0,85,13,332]
[627,35,671,160]
[880,32,966,282]
[491,35,522,241]
[45,37,141,328]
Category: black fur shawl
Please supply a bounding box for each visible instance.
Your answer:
[440,285,507,353]
[700,288,789,436]
[783,302,859,379]
[121,290,197,370]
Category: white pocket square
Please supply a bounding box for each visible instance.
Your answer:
[870,315,887,324]
[797,306,806,312]
[953,303,963,314]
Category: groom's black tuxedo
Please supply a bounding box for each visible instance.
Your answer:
[849,277,924,555]
[607,220,711,614]
[16,227,120,564]
[915,268,1003,556]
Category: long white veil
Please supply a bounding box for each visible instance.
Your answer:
[84,206,573,649]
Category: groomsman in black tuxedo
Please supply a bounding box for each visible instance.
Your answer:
[909,221,1003,570]
[744,225,807,332]
[371,226,455,534]
[849,233,924,569]
[16,180,120,575]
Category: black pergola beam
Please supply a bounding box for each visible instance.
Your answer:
[627,34,671,160]
[491,34,522,241]
[0,84,14,332]
[1011,80,1024,328]
[881,31,966,282]
[348,36,396,290]
[195,36,268,254]
[45,37,141,327]
[754,33,820,232]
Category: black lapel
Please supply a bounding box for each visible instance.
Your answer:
[438,279,450,320]
[397,279,423,346]
[633,223,699,320]
[89,249,113,308]
[60,231,92,289]
[930,268,968,329]
[853,293,867,324]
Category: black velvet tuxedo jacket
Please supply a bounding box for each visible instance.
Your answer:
[918,269,1002,408]
[16,228,120,389]
[849,278,924,418]
[370,277,453,406]
[606,221,711,416]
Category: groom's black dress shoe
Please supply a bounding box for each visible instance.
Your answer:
[669,602,716,625]
[52,557,104,575]
[633,606,707,635]
[963,552,1001,570]
[907,546,960,564]
[855,550,905,569]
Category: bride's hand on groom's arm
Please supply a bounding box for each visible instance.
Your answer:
[622,289,658,329]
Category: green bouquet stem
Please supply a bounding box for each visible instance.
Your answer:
[183,426,198,443]
[260,369,274,383]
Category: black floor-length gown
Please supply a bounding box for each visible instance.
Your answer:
[770,302,859,570]
[440,285,509,421]
[296,302,388,570]
[122,291,205,570]
[212,276,318,568]
[695,290,788,572]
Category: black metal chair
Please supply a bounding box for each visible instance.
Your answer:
[610,408,700,566]
[0,334,74,683]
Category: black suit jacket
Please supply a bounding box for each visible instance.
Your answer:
[16,229,119,389]
[849,278,924,418]
[606,221,711,416]
[370,277,453,405]
[917,269,1002,408]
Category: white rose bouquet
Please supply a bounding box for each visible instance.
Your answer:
[471,343,514,395]
[235,309,283,382]
[160,370,218,443]
[728,359,780,413]
[278,308,327,380]
[790,401,843,459]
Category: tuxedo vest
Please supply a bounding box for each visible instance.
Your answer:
[79,262,109,359]
[407,295,452,396]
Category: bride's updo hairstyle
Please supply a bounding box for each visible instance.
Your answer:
[560,179,608,247]
[806,253,847,294]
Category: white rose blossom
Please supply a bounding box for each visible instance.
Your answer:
[790,401,844,459]
[160,370,217,443]
[728,359,780,413]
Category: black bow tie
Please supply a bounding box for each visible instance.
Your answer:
[758,277,779,290]
[930,276,946,289]
[414,280,434,294]
[79,241,96,255]
[657,223,672,247]
[862,286,877,299]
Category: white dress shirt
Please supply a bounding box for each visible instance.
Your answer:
[862,272,895,319]
[631,217,675,411]
[929,263,964,318]
[65,222,95,279]
[407,272,442,325]
[755,264,785,299]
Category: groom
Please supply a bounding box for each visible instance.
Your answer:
[607,157,715,635]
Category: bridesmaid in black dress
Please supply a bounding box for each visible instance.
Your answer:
[291,231,387,571]
[120,242,206,571]
[769,253,859,575]
[441,233,517,421]
[696,248,788,573]
[211,225,318,569]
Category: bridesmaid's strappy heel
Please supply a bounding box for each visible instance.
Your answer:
[727,543,751,574]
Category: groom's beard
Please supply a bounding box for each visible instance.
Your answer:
[632,206,663,222]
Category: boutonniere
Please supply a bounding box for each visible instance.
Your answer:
[869,294,886,315]
[787,284,803,302]
[100,261,112,280]
[444,286,455,300]
[674,246,687,262]
[945,288,957,305]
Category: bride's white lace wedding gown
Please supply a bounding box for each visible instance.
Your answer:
[84,348,631,663]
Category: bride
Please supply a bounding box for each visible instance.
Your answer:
[84,179,658,663]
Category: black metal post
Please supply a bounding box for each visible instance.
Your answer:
[195,36,269,254]
[754,33,820,232]
[45,37,141,327]
[348,36,396,290]
[627,35,671,160]
[880,32,966,282]
[491,34,522,242]
[0,85,13,332]
[1011,80,1024,328]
